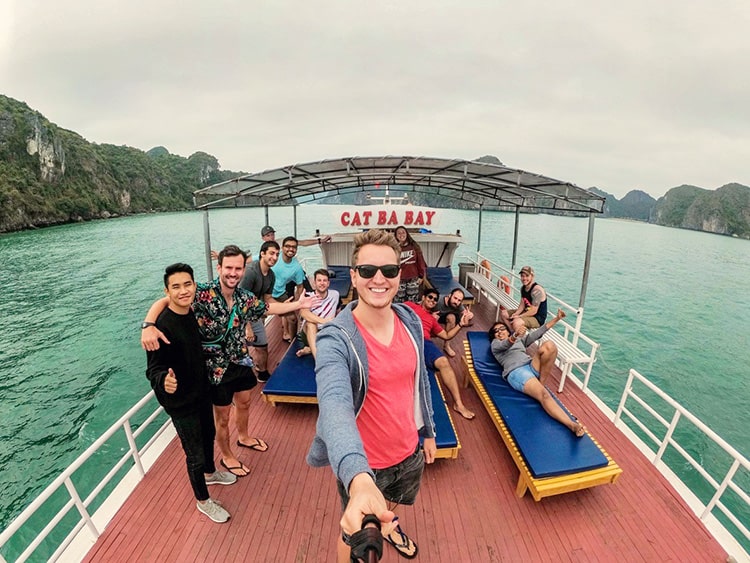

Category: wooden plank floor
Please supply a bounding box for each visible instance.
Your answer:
[83,308,728,562]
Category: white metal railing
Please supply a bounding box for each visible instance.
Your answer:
[0,392,170,563]
[467,252,584,329]
[614,368,750,547]
[461,253,599,390]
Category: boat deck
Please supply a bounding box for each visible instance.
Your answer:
[82,304,728,562]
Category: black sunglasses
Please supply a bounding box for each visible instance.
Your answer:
[354,264,400,279]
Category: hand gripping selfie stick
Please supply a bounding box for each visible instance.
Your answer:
[349,514,383,562]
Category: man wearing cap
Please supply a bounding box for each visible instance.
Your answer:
[500,265,548,334]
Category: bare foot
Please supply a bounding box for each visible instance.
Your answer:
[572,422,585,437]
[453,404,475,420]
[444,345,456,358]
[296,346,311,357]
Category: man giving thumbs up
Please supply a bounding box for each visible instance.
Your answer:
[145,263,236,523]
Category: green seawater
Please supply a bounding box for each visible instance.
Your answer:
[0,207,748,557]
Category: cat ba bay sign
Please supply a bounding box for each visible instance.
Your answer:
[337,205,441,229]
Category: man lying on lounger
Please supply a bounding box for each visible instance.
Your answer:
[488,309,585,437]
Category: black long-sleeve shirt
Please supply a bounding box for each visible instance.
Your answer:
[145,308,208,417]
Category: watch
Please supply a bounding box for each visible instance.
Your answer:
[141,321,156,329]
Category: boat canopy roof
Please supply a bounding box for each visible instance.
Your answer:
[193,156,605,214]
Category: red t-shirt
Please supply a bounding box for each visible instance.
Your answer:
[354,312,418,469]
[404,301,442,340]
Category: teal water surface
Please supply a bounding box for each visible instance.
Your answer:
[0,207,748,553]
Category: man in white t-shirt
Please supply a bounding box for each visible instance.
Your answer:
[297,269,341,358]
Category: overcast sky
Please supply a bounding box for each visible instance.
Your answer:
[2,1,748,198]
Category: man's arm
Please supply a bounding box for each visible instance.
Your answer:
[266,292,320,316]
[544,308,565,330]
[435,307,471,341]
[141,297,170,351]
[298,235,332,247]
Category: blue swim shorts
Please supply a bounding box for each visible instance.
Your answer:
[505,363,540,392]
[423,340,443,370]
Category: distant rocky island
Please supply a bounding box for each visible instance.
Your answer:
[1,94,748,238]
[590,184,750,239]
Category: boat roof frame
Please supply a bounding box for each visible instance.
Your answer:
[193,155,605,214]
[193,156,604,309]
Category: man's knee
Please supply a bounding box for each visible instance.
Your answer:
[233,390,252,410]
[213,405,231,425]
[434,356,450,371]
[539,341,557,356]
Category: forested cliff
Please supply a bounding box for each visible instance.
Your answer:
[0,95,239,233]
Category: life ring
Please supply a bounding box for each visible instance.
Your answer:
[480,259,491,279]
[499,275,511,295]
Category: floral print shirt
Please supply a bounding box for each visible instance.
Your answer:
[192,278,267,384]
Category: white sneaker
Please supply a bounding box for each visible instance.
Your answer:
[205,471,237,486]
[196,498,230,523]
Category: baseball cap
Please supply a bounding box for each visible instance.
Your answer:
[261,225,275,236]
[520,266,534,275]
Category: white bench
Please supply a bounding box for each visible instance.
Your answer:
[466,271,517,319]
[466,271,598,393]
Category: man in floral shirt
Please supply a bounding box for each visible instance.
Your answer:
[142,245,318,478]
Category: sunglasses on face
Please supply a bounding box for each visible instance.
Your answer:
[354,264,400,279]
[424,295,438,301]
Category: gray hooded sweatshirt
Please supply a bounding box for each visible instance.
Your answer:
[306,301,436,492]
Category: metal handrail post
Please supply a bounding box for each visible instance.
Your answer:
[579,212,596,309]
[293,205,298,238]
[511,207,520,272]
[203,210,213,280]
[614,370,635,423]
[702,460,741,520]
[124,421,145,477]
[64,479,99,539]
[654,410,681,464]
[476,204,483,252]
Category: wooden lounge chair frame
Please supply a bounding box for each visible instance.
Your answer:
[463,340,622,501]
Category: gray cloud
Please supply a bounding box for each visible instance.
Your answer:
[3,0,749,197]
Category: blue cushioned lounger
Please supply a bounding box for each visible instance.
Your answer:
[465,331,621,499]
[425,267,471,300]
[262,340,317,406]
[422,367,460,459]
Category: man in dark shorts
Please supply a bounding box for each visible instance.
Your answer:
[436,287,474,358]
[405,288,475,420]
[142,245,318,477]
[145,263,236,523]
[239,240,281,382]
[307,229,436,562]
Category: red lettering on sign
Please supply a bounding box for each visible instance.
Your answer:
[341,212,350,226]
[387,211,398,225]
[404,211,414,225]
[425,211,435,225]
[377,211,387,225]
[362,211,372,225]
[350,212,362,226]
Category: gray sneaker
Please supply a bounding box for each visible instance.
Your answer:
[196,498,230,523]
[205,471,237,486]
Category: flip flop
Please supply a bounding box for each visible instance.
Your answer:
[220,459,250,477]
[237,438,269,452]
[384,523,418,559]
